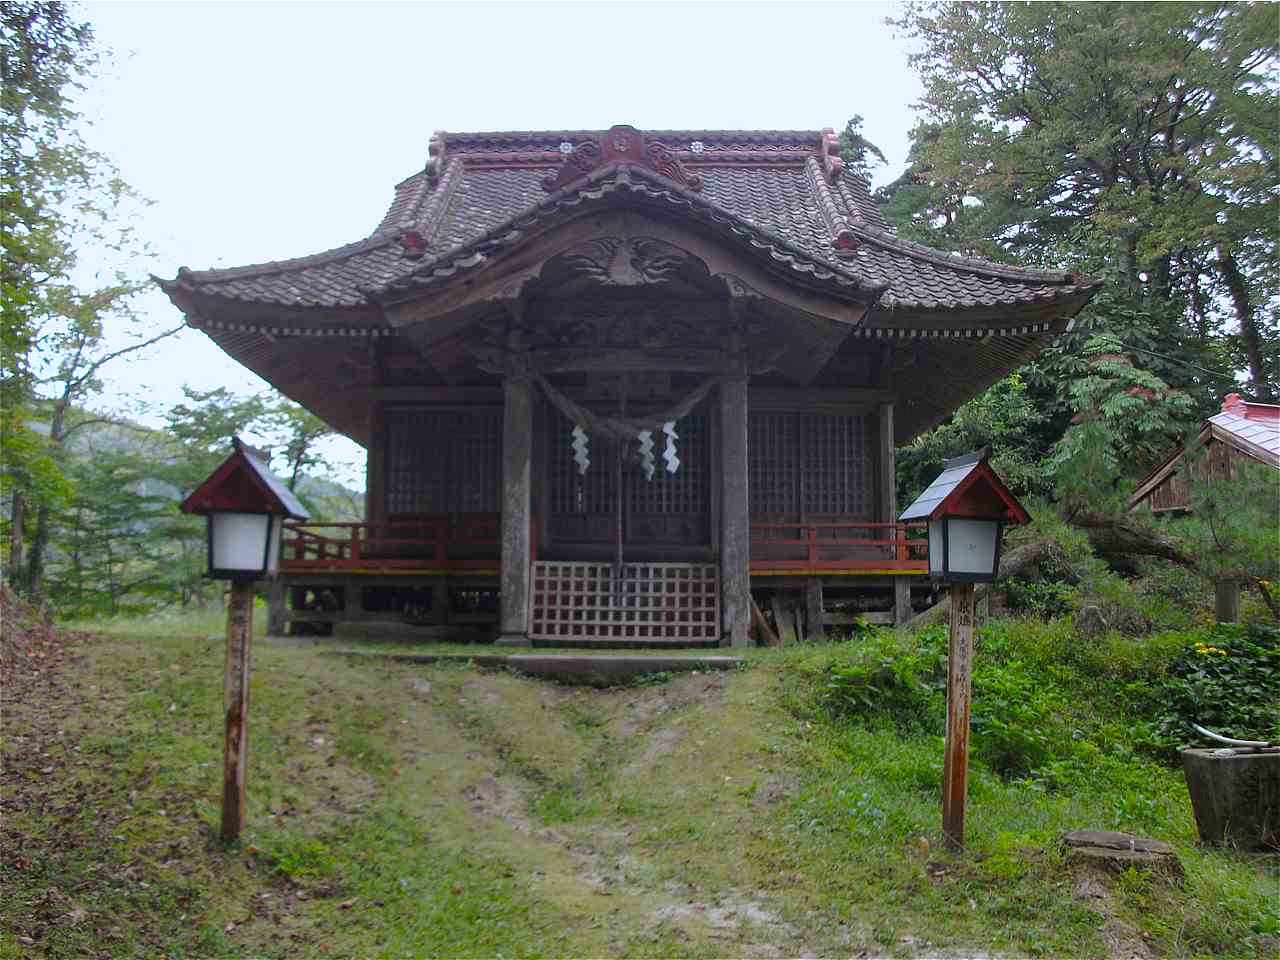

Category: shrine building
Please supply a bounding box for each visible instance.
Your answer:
[160,126,1098,647]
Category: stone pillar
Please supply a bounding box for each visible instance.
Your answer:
[719,374,751,647]
[1214,579,1241,623]
[497,369,533,646]
[880,402,913,626]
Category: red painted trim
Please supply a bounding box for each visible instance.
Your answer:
[930,461,1030,524]
[180,450,285,516]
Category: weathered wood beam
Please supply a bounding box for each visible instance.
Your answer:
[497,359,534,646]
[719,373,751,648]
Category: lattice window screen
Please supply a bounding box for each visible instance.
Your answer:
[385,409,502,515]
[748,411,872,520]
[628,408,709,516]
[749,412,799,518]
[548,406,709,517]
[802,413,871,518]
[549,425,618,516]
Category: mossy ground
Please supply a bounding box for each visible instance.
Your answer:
[2,609,1276,957]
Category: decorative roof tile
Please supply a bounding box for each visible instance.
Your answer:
[163,126,1097,322]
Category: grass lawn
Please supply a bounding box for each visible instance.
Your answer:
[2,608,1276,957]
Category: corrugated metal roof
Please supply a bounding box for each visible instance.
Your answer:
[1207,411,1280,467]
[899,451,985,521]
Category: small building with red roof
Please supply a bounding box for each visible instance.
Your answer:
[1130,394,1280,514]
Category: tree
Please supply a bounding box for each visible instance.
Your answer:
[1169,447,1280,621]
[263,399,334,494]
[890,1,1278,400]
[897,373,1049,505]
[2,4,179,598]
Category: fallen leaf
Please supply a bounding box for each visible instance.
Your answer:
[451,883,463,895]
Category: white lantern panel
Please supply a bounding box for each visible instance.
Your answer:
[211,512,272,573]
[928,519,944,576]
[266,515,282,574]
[945,517,999,577]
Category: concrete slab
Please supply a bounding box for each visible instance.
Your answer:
[327,651,746,686]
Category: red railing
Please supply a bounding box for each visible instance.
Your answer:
[279,517,924,575]
[280,515,533,573]
[749,521,928,573]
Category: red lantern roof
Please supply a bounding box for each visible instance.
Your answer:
[179,437,311,519]
[899,449,1030,524]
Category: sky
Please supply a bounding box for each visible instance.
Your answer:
[76,0,924,489]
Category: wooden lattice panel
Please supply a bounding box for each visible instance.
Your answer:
[547,401,711,546]
[748,411,872,521]
[749,412,799,519]
[385,408,502,515]
[529,561,720,643]
[802,413,871,518]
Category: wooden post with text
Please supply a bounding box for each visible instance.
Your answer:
[898,449,1030,854]
[942,582,975,849]
[221,580,254,841]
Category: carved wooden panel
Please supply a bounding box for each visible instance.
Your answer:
[529,561,719,643]
[385,408,502,515]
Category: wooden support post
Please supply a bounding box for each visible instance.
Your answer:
[267,577,286,636]
[222,579,254,842]
[1214,579,1241,623]
[805,577,825,641]
[719,374,751,648]
[942,581,975,850]
[498,369,534,645]
[894,578,913,627]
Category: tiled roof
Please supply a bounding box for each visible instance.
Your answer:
[163,127,1097,320]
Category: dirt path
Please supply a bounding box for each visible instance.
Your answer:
[388,664,847,957]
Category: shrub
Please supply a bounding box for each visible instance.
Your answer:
[1004,578,1073,619]
[795,630,945,729]
[970,660,1071,779]
[1138,623,1280,759]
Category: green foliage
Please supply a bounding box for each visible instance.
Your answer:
[1137,623,1280,758]
[1167,449,1280,589]
[897,373,1050,505]
[837,114,886,183]
[797,630,945,729]
[1004,578,1072,620]
[1050,335,1196,494]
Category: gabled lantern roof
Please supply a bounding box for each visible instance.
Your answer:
[899,449,1030,524]
[180,437,311,519]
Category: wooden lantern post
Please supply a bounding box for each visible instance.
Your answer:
[180,437,309,842]
[900,449,1029,850]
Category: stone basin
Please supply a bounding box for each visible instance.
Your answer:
[1181,747,1280,851]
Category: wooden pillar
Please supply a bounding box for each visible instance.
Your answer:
[805,577,825,641]
[266,577,287,635]
[880,402,913,626]
[222,579,253,842]
[497,368,533,645]
[719,374,751,648]
[1214,579,1241,623]
[942,581,975,850]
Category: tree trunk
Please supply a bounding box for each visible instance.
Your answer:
[7,491,24,588]
[1218,247,1274,401]
[1069,510,1193,566]
[23,393,69,600]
